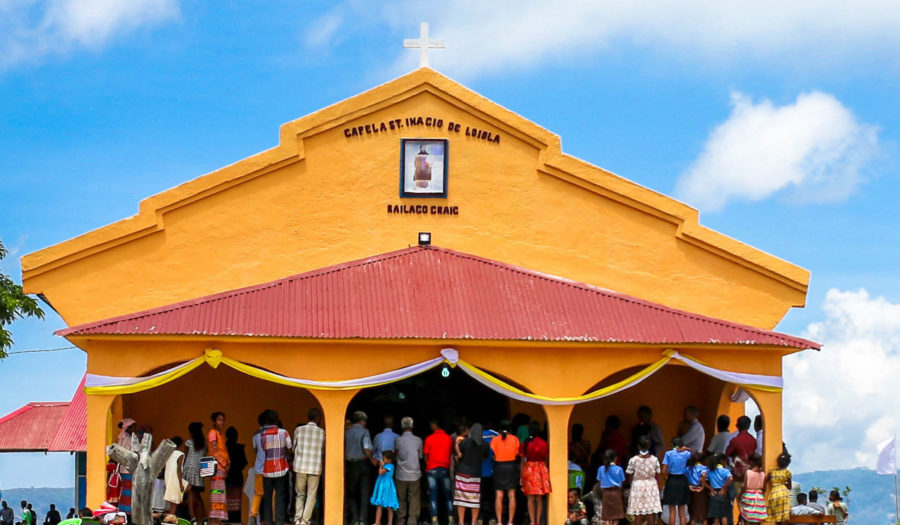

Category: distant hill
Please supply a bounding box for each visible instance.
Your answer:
[794,468,896,525]
[0,488,75,521]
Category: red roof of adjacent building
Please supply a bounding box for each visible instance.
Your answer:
[48,375,87,452]
[0,376,87,453]
[58,246,819,350]
[0,402,69,452]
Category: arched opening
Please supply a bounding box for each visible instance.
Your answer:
[743,390,766,459]
[120,364,324,524]
[568,364,728,486]
[345,365,541,525]
[347,365,522,430]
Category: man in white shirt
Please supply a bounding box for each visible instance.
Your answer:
[791,493,823,516]
[754,415,764,455]
[373,415,399,462]
[706,415,735,455]
[678,406,705,452]
[807,490,827,514]
[292,409,324,525]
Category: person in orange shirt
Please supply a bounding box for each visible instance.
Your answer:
[489,420,520,525]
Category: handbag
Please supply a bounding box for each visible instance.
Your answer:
[731,457,747,482]
[199,456,218,478]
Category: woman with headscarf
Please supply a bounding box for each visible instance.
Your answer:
[454,423,489,525]
[112,418,137,514]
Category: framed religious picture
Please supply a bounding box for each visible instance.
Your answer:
[400,138,448,198]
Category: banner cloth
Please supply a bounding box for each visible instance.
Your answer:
[85,347,782,403]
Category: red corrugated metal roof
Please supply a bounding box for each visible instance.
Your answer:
[0,375,86,453]
[48,375,87,452]
[0,402,69,452]
[57,246,819,349]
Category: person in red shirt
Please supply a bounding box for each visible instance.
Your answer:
[521,422,551,525]
[424,419,453,524]
[597,415,628,466]
[725,415,757,494]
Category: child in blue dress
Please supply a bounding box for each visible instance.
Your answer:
[595,449,625,524]
[661,437,692,525]
[704,453,733,525]
[686,452,708,525]
[371,450,399,525]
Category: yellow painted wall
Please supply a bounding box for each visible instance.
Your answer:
[32,68,803,524]
[23,70,808,331]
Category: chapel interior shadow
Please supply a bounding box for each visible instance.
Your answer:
[348,365,517,438]
[346,365,521,524]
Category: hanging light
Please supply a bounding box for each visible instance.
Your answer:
[441,365,450,378]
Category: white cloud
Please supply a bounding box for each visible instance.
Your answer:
[0,0,179,68]
[305,12,344,49]
[784,289,900,472]
[674,91,879,212]
[304,1,900,77]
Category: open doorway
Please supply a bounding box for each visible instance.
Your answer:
[346,364,522,525]
[121,364,324,525]
[348,364,514,438]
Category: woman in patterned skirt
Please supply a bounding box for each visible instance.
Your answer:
[765,453,792,525]
[207,412,231,525]
[454,423,490,525]
[625,437,661,525]
[224,427,248,523]
[521,422,552,525]
[184,422,207,524]
[739,454,767,523]
[114,419,137,514]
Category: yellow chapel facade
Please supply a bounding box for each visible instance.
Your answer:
[22,68,817,524]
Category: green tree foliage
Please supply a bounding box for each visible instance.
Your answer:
[0,240,44,358]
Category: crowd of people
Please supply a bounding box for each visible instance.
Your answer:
[92,404,851,525]
[104,409,322,525]
[565,407,850,525]
[0,500,92,525]
[341,412,551,525]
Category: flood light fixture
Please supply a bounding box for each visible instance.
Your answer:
[418,232,431,246]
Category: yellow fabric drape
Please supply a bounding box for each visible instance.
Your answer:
[84,348,781,401]
[84,353,211,395]
[455,354,671,404]
[218,354,445,391]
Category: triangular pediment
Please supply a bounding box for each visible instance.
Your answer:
[23,68,810,330]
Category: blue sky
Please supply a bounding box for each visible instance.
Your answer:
[2,1,900,489]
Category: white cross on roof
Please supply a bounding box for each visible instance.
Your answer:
[403,22,445,68]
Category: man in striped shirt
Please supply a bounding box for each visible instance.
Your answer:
[258,409,292,525]
[292,408,325,525]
